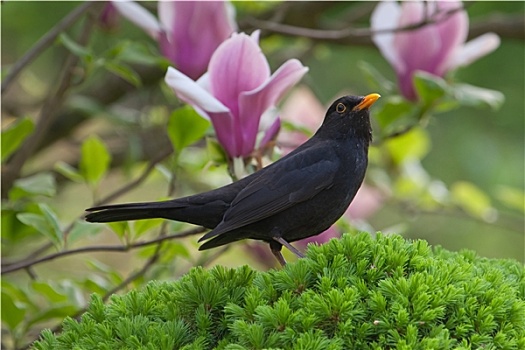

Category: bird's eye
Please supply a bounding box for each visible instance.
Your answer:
[336,103,346,113]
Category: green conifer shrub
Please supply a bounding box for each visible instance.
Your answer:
[33,233,525,349]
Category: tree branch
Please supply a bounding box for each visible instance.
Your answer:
[2,147,172,271]
[2,10,97,199]
[245,4,523,46]
[1,227,206,274]
[1,2,100,94]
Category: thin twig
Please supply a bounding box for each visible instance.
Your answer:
[1,2,99,94]
[248,5,466,42]
[1,227,206,274]
[2,8,97,199]
[92,148,173,206]
[2,148,172,269]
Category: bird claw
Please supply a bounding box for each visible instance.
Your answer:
[272,236,305,259]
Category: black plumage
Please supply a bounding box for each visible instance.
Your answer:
[86,93,380,265]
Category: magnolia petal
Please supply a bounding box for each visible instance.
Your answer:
[371,1,404,73]
[164,67,237,156]
[207,110,237,158]
[394,2,442,75]
[112,1,161,40]
[251,29,261,43]
[196,73,213,94]
[208,32,271,113]
[238,59,309,156]
[447,33,501,70]
[164,67,229,114]
[157,1,175,38]
[260,117,281,150]
[433,1,469,76]
[175,2,236,79]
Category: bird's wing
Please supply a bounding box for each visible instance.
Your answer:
[199,147,339,241]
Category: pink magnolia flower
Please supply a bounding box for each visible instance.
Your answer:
[99,3,119,31]
[112,1,236,79]
[371,0,500,100]
[165,31,308,160]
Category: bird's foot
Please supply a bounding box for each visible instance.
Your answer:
[271,247,287,267]
[272,236,305,259]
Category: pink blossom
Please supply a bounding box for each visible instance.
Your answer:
[165,31,308,159]
[99,3,119,31]
[371,0,500,100]
[112,1,236,79]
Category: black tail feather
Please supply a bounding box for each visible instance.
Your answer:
[85,198,228,228]
[85,200,185,223]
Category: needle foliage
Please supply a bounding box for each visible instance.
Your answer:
[33,233,525,349]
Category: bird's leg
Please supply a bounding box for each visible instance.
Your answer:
[272,236,305,258]
[269,240,287,266]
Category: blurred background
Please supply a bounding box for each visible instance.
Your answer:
[1,1,523,348]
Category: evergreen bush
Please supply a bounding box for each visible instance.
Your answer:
[33,233,525,349]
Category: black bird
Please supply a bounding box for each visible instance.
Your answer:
[86,93,380,265]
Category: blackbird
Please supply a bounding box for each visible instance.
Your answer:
[85,93,380,265]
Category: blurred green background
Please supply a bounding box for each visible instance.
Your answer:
[2,1,523,263]
[2,1,524,348]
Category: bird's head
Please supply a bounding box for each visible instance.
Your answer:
[318,93,381,142]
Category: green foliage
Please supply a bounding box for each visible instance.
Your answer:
[17,204,64,249]
[10,173,56,199]
[2,117,34,162]
[33,233,525,349]
[168,106,211,152]
[79,136,111,187]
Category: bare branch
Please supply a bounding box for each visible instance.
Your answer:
[247,4,522,46]
[2,147,172,272]
[1,2,100,94]
[2,11,97,199]
[1,227,206,274]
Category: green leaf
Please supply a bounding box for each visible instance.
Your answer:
[1,292,26,329]
[167,106,211,152]
[358,61,395,92]
[16,204,63,248]
[38,203,63,245]
[108,221,130,240]
[1,117,34,162]
[449,83,505,111]
[79,136,111,186]
[413,72,448,106]
[110,40,167,66]
[384,127,431,164]
[495,186,525,213]
[82,277,110,295]
[12,172,56,198]
[54,161,84,183]
[28,305,78,327]
[206,137,228,164]
[31,282,68,303]
[58,33,92,59]
[68,220,103,243]
[17,213,53,243]
[103,61,142,87]
[133,218,163,238]
[374,96,417,132]
[162,241,190,260]
[451,181,497,221]
[1,282,35,310]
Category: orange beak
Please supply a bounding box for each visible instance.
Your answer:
[352,93,381,111]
